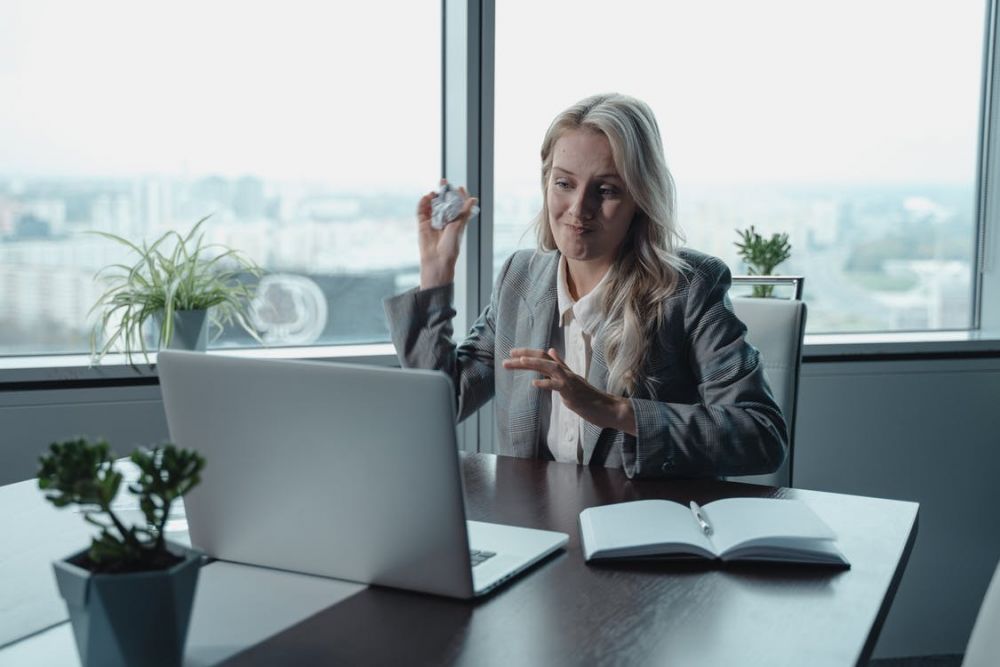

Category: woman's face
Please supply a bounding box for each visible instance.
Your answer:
[547,128,637,271]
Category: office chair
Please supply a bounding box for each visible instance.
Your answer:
[963,557,1000,666]
[728,276,806,488]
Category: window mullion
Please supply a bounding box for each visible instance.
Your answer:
[443,0,494,452]
[978,0,1000,331]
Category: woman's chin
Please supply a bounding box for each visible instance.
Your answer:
[557,245,603,264]
[556,244,589,261]
[555,234,591,257]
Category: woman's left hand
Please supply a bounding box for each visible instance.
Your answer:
[502,348,637,436]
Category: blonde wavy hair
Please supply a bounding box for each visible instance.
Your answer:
[534,93,686,397]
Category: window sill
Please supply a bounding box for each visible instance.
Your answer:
[3,331,1000,388]
[803,330,1000,361]
[0,343,399,388]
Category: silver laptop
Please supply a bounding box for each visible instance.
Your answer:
[157,350,568,599]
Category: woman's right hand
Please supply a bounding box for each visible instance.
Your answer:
[417,180,478,290]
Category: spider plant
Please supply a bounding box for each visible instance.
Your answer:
[89,215,263,365]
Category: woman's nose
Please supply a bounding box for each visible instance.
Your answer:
[570,191,595,220]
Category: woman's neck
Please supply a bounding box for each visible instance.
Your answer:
[565,257,611,301]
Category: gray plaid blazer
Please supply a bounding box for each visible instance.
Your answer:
[383,248,787,479]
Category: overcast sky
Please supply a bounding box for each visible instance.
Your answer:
[0,0,987,189]
[496,0,987,189]
[0,0,441,189]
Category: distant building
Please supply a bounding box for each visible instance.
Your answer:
[20,199,67,236]
[297,196,362,222]
[233,176,266,220]
[14,214,50,239]
[90,193,135,238]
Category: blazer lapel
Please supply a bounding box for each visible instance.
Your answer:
[508,254,559,459]
[582,327,610,465]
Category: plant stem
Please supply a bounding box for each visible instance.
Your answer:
[102,501,143,553]
[155,498,171,553]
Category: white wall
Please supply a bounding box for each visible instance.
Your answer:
[2,356,998,658]
[0,385,169,485]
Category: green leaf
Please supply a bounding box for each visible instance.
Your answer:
[39,437,205,571]
[734,225,792,296]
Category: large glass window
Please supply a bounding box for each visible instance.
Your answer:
[494,0,984,332]
[0,1,439,356]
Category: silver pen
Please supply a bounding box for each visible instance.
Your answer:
[689,501,713,536]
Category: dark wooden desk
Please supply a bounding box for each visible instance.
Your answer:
[225,453,918,667]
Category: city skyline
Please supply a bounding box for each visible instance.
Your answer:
[0,171,976,357]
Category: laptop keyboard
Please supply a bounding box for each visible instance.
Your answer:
[469,549,497,567]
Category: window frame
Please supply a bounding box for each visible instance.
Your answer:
[2,0,1000,391]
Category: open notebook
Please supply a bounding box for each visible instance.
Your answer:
[579,498,849,567]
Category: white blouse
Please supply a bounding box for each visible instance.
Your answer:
[540,256,609,464]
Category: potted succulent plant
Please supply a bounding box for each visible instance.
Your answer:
[735,225,792,297]
[38,437,206,667]
[89,215,263,366]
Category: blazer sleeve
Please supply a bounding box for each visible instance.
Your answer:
[621,256,788,479]
[383,255,515,423]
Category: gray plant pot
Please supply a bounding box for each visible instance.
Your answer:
[156,309,209,351]
[53,544,202,667]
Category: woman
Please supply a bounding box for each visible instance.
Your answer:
[384,93,786,478]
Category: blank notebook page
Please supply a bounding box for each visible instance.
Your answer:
[705,498,836,556]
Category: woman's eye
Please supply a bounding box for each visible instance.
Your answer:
[554,180,571,190]
[599,187,619,197]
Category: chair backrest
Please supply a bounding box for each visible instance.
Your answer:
[964,558,1000,667]
[728,276,806,488]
